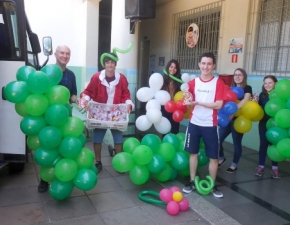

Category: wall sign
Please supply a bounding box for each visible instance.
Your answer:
[186,23,199,48]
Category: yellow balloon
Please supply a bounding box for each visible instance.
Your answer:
[234,116,252,133]
[184,106,192,119]
[241,101,261,119]
[251,107,264,122]
[172,191,183,202]
[234,108,243,117]
[174,91,184,102]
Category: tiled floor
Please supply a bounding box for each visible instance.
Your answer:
[0,141,290,225]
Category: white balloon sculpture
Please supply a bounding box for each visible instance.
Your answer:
[135,72,197,134]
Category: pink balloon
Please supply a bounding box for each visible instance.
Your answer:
[169,186,181,193]
[178,198,189,211]
[159,188,173,203]
[166,201,180,215]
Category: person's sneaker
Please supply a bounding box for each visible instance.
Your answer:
[95,161,102,173]
[182,180,195,194]
[226,167,237,173]
[254,167,264,177]
[38,179,49,193]
[108,145,115,157]
[271,169,281,179]
[212,185,223,198]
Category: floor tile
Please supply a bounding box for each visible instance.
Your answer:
[45,196,96,221]
[85,177,123,195]
[51,214,105,225]
[0,173,38,190]
[0,202,49,225]
[100,206,158,225]
[89,189,137,213]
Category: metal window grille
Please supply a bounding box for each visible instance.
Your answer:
[246,0,290,76]
[170,1,222,72]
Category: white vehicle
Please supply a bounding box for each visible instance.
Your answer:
[0,0,52,172]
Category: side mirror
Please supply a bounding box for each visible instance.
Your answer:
[43,36,53,56]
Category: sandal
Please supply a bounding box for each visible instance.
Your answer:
[218,158,226,168]
[95,161,102,173]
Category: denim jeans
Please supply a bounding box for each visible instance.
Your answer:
[219,119,244,167]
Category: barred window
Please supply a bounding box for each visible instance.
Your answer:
[255,0,290,73]
[170,1,222,72]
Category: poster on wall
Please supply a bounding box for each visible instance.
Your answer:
[186,23,199,48]
[228,38,243,54]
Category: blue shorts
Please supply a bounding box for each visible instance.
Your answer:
[92,129,123,144]
[184,123,219,159]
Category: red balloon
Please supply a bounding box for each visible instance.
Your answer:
[176,100,188,113]
[165,100,177,113]
[226,90,237,102]
[172,110,184,122]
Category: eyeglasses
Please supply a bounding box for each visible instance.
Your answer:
[234,74,243,77]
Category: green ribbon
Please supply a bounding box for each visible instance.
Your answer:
[163,68,184,84]
[100,42,134,67]
[138,190,167,205]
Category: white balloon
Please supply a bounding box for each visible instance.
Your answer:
[136,87,155,102]
[154,90,171,105]
[146,99,161,111]
[146,109,162,124]
[154,117,171,134]
[136,115,152,131]
[181,73,191,83]
[190,74,197,80]
[149,73,164,92]
[180,83,189,92]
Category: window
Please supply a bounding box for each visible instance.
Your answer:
[171,1,222,72]
[254,0,290,74]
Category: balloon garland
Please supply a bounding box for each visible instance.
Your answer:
[100,42,134,67]
[162,68,184,84]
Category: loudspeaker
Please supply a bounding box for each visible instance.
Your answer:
[125,0,156,20]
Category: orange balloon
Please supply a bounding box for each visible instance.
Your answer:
[174,91,184,102]
[234,116,252,133]
[251,107,264,122]
[184,106,193,119]
[241,101,261,119]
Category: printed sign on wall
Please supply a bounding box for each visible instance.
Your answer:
[186,23,199,48]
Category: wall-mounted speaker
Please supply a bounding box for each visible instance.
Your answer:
[125,0,156,20]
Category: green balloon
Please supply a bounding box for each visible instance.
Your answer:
[154,163,172,182]
[77,133,87,147]
[40,166,56,182]
[275,79,290,100]
[123,137,140,154]
[34,147,60,167]
[74,168,98,191]
[163,133,180,151]
[266,118,277,129]
[64,103,73,116]
[274,109,290,128]
[176,132,186,142]
[59,137,82,158]
[16,66,36,82]
[170,152,189,171]
[266,127,288,145]
[112,152,134,172]
[75,148,95,169]
[178,141,190,158]
[41,64,63,87]
[267,145,286,162]
[179,168,190,177]
[45,85,70,105]
[141,134,161,153]
[49,179,74,200]
[15,102,28,117]
[27,135,40,150]
[265,99,286,117]
[129,164,149,185]
[132,145,153,165]
[24,94,49,116]
[45,104,69,127]
[156,143,175,162]
[147,154,166,174]
[26,71,50,94]
[55,158,78,182]
[198,149,209,167]
[169,166,178,181]
[39,126,63,149]
[4,81,30,103]
[269,89,279,100]
[20,115,47,135]
[277,138,290,158]
[59,117,85,137]
[90,165,98,174]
